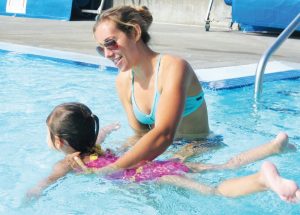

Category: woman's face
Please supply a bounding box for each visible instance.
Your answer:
[94,19,138,72]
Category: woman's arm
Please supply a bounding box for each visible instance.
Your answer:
[115,57,193,168]
[26,159,72,198]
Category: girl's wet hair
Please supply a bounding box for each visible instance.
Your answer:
[93,5,153,44]
[46,102,102,155]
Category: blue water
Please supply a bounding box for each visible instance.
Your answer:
[0,51,299,214]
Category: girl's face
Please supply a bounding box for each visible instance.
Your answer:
[47,127,56,150]
[94,19,138,72]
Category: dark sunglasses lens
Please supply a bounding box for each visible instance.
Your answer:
[96,46,104,56]
[104,39,117,48]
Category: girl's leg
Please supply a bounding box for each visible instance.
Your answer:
[172,132,294,163]
[159,161,300,202]
[184,162,225,172]
[186,132,296,172]
[175,132,295,173]
[159,174,217,195]
[217,161,300,202]
[223,132,295,169]
[172,140,222,162]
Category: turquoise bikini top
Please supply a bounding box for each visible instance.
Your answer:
[131,55,204,126]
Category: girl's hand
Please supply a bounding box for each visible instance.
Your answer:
[26,187,42,199]
[103,122,121,134]
[96,122,121,145]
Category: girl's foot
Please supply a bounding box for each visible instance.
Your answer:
[274,132,296,153]
[260,161,300,203]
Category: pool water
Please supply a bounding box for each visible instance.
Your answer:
[0,51,299,214]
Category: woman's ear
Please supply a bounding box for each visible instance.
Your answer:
[133,24,142,42]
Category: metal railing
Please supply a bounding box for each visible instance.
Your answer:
[254,13,300,102]
[204,0,214,31]
[82,0,106,16]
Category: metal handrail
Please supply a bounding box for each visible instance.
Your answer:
[254,13,300,102]
[204,0,214,31]
[82,0,106,16]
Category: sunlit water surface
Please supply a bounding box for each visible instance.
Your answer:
[0,51,299,214]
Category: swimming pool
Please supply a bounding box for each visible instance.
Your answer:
[0,49,299,214]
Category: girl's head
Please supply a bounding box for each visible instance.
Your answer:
[46,102,101,155]
[93,6,153,71]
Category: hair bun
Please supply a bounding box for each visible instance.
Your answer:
[135,6,153,29]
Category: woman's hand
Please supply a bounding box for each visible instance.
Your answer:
[66,152,93,174]
[66,152,81,168]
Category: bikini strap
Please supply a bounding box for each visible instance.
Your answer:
[154,54,162,92]
[131,54,162,97]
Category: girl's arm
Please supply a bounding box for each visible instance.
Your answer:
[96,122,121,145]
[26,159,72,198]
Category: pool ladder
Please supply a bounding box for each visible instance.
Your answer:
[81,0,106,19]
[254,13,300,102]
[205,0,214,31]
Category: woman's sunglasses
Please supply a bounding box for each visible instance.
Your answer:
[96,38,119,56]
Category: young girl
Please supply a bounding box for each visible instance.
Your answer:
[27,102,300,202]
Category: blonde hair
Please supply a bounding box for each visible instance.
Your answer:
[93,5,153,44]
[90,144,104,156]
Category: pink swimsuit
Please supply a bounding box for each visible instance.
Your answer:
[85,152,190,182]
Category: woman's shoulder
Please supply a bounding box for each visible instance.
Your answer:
[160,54,192,78]
[115,70,131,93]
[161,54,188,68]
[116,70,130,84]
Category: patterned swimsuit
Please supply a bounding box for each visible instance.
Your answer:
[85,152,190,182]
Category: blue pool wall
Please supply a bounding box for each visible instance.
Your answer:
[0,0,73,20]
[232,0,300,32]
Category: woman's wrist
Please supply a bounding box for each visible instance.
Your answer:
[109,163,121,172]
[93,163,121,175]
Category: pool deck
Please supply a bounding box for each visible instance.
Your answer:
[0,15,299,82]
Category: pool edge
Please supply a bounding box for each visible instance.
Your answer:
[1,42,299,90]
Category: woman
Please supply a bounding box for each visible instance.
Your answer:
[92,6,294,170]
[93,5,209,169]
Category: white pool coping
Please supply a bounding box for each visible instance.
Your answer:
[0,42,115,68]
[195,61,300,82]
[1,42,299,83]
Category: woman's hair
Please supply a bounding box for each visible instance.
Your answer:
[46,102,103,155]
[93,5,153,44]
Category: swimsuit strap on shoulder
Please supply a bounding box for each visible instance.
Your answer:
[131,54,163,125]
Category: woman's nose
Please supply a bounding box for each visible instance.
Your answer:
[104,48,114,58]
